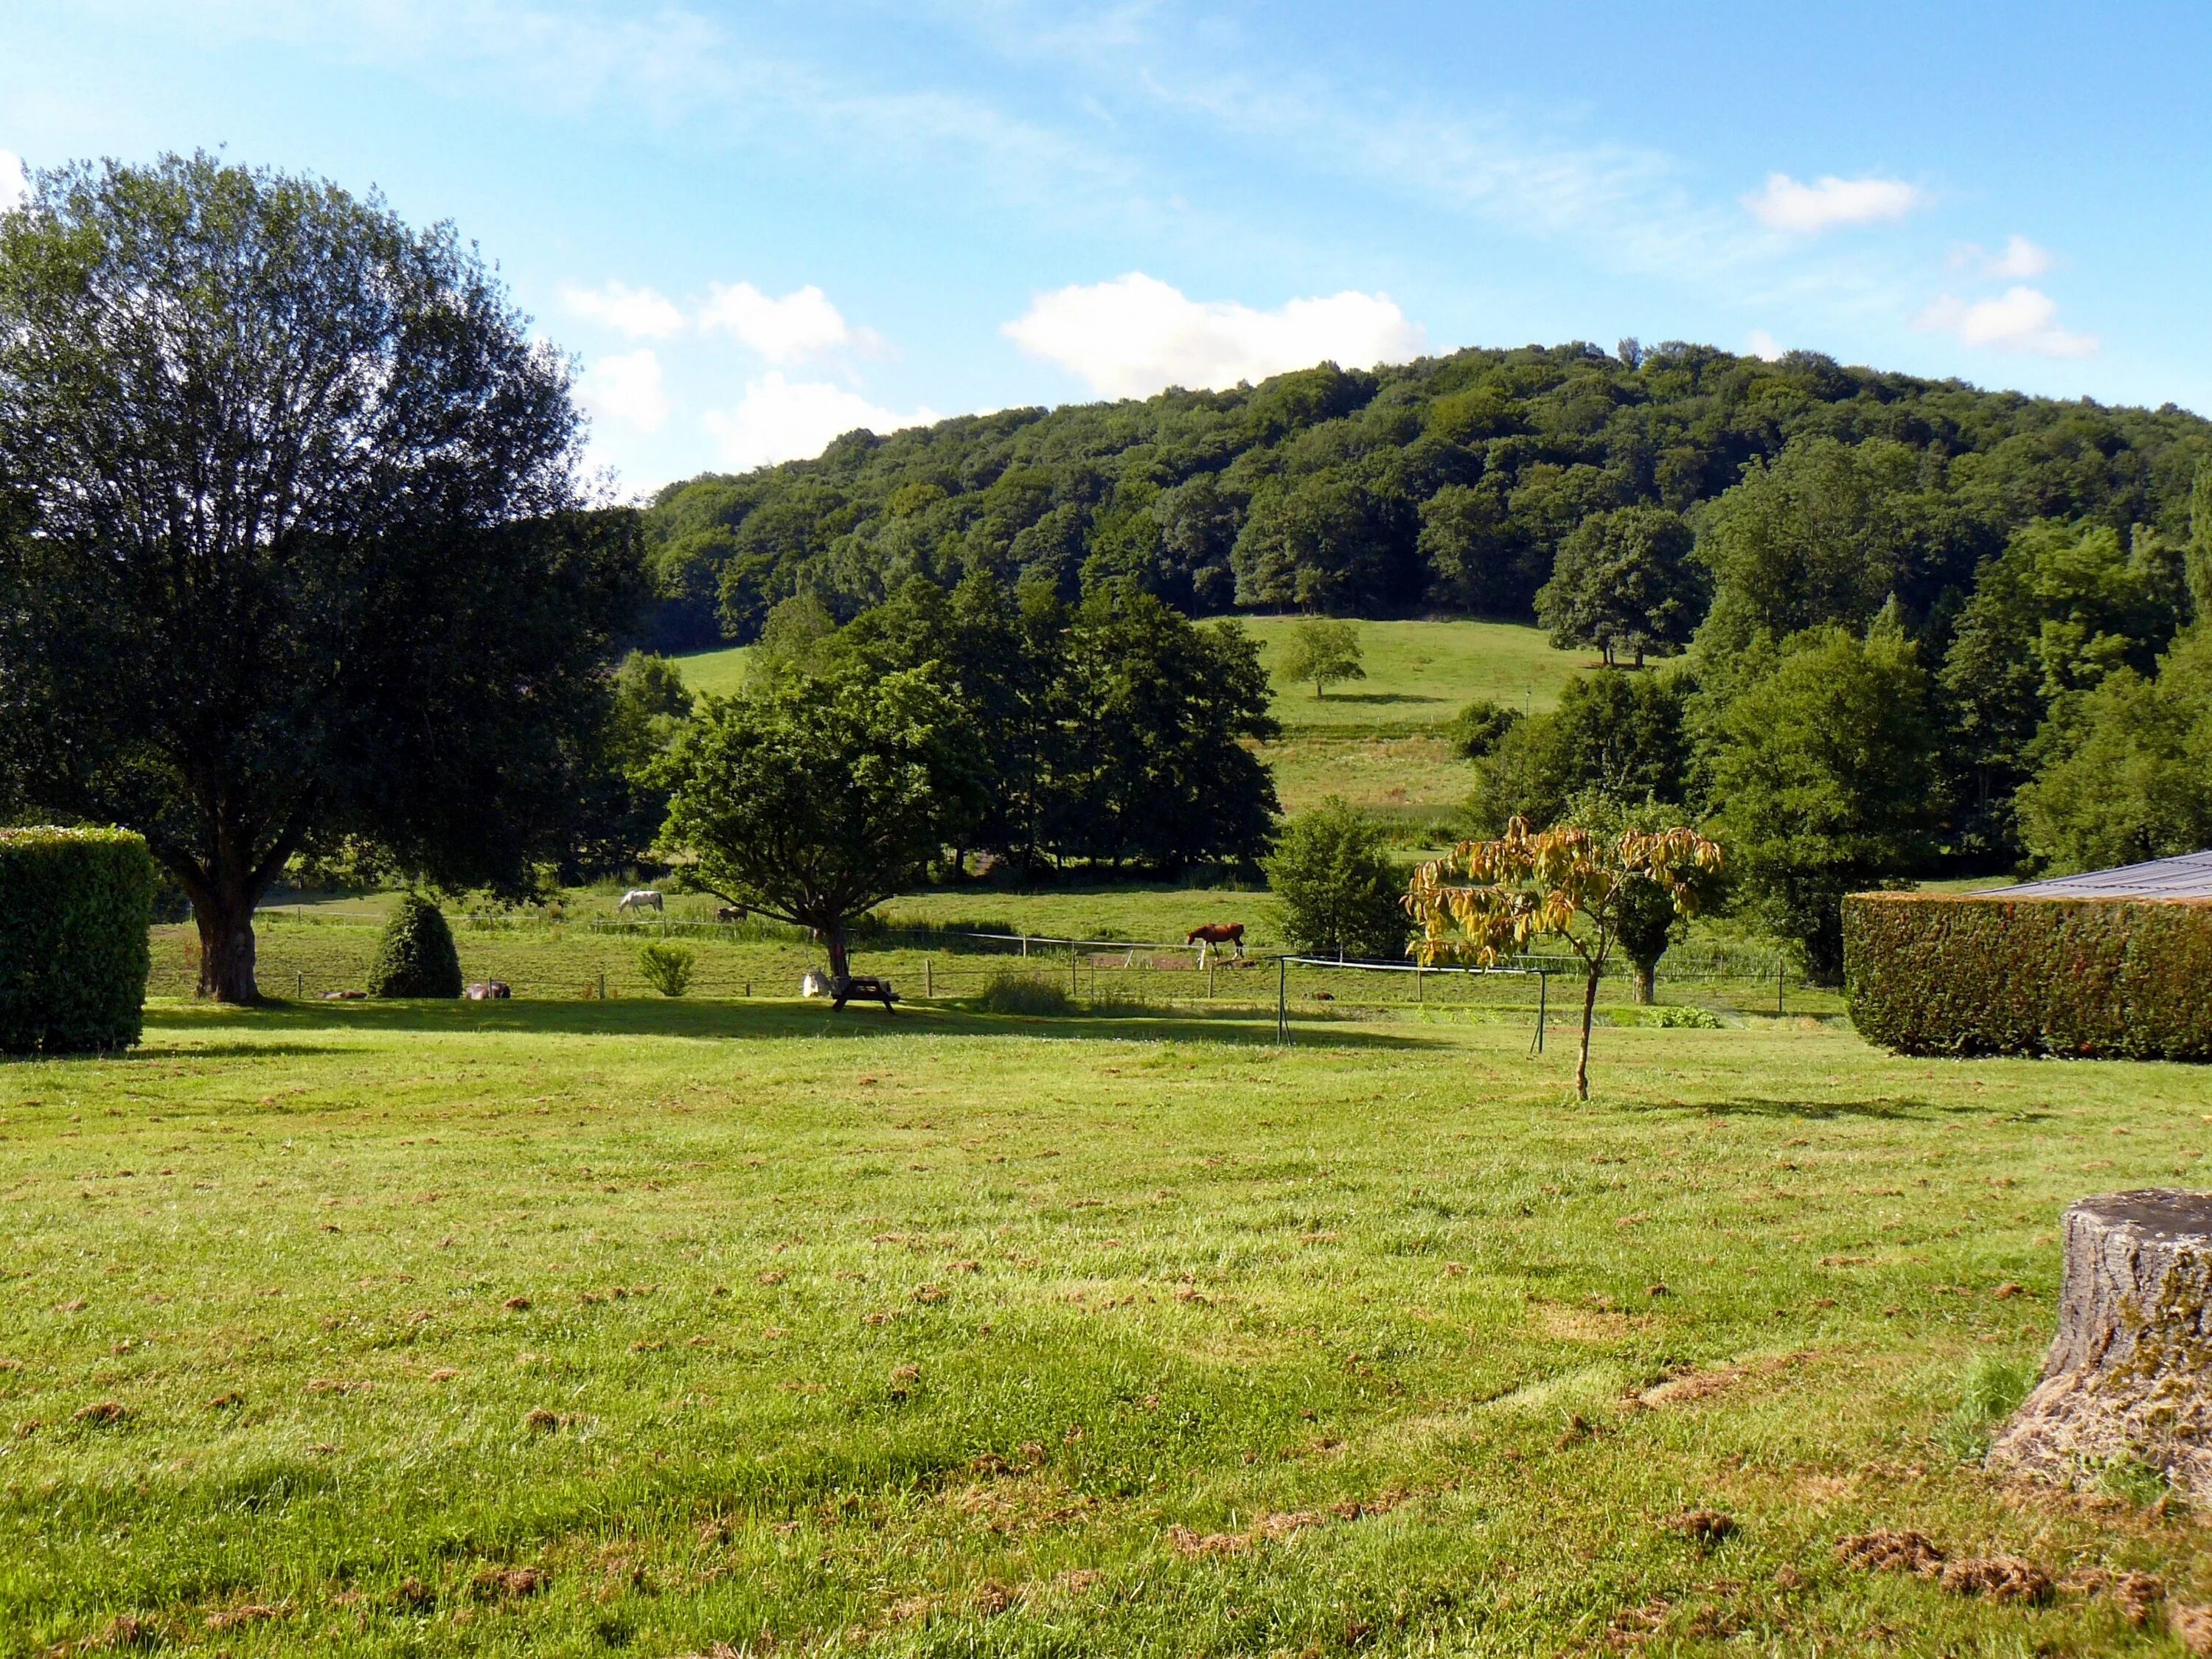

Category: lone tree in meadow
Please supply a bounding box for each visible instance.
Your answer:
[655,667,970,986]
[1405,815,1722,1099]
[1278,617,1366,699]
[0,154,641,1001]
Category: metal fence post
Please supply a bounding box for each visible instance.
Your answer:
[1277,956,1289,1043]
[1777,959,1785,1016]
[1535,972,1546,1054]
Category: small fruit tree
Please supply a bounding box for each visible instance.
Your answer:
[1405,817,1722,1099]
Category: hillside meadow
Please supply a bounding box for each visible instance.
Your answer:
[3,991,2208,1656]
[673,619,1588,825]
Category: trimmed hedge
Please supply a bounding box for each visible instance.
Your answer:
[1845,891,2212,1060]
[368,894,463,998]
[0,827,155,1054]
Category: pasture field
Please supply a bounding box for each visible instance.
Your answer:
[672,619,1586,824]
[153,910,1825,1023]
[4,995,2208,1656]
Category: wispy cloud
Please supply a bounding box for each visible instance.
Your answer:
[1745,173,1927,234]
[1918,286,2097,358]
[1745,329,1786,361]
[1950,234,2054,279]
[575,348,671,431]
[1004,272,1424,398]
[0,150,28,212]
[698,283,878,364]
[703,372,939,470]
[562,281,686,341]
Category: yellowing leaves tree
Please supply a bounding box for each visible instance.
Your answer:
[1405,818,1722,1099]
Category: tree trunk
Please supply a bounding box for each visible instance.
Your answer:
[1632,961,1656,1004]
[1575,967,1599,1099]
[824,922,852,984]
[1988,1189,2212,1497]
[194,888,262,1003]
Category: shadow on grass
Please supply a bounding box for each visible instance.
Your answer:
[139,998,1443,1052]
[1296,691,1449,709]
[1632,1093,1987,1121]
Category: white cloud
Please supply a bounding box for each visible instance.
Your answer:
[562,281,685,340]
[0,151,27,212]
[1745,330,1785,362]
[1002,272,1426,399]
[698,282,869,363]
[1950,234,2054,279]
[575,349,670,432]
[703,372,938,470]
[1745,173,1926,234]
[1917,286,2098,358]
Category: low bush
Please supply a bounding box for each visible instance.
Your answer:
[1844,892,2212,1059]
[973,972,1072,1017]
[1637,1004,1724,1029]
[368,895,463,998]
[0,827,154,1054]
[638,942,695,998]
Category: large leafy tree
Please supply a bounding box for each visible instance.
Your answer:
[1940,519,2184,855]
[1705,622,1942,981]
[1537,506,1704,667]
[1466,669,1689,833]
[2016,625,2212,872]
[0,154,639,1000]
[656,668,966,984]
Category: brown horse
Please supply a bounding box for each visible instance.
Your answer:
[1186,922,1245,967]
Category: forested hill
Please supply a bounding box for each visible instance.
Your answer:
[639,340,2212,648]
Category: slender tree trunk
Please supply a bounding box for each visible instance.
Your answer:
[825,922,852,984]
[1576,966,1600,1099]
[1632,961,1656,1004]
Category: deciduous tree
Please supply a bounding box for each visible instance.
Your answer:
[656,668,966,984]
[1277,617,1366,699]
[0,153,639,1001]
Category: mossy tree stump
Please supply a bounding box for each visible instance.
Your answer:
[1989,1189,2212,1495]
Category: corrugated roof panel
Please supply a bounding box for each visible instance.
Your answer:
[1999,849,2212,900]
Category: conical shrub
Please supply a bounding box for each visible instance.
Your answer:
[368,894,463,998]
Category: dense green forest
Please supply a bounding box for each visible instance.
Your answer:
[636,339,2212,976]
[641,340,2212,648]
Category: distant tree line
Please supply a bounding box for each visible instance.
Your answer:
[639,344,2211,653]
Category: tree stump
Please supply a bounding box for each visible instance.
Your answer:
[1989,1189,2212,1495]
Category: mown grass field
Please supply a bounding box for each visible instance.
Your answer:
[4,992,2208,1656]
[672,619,1587,825]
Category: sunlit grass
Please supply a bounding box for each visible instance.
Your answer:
[1,998,2203,1654]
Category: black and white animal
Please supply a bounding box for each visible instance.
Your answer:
[617,888,663,914]
[464,981,511,1000]
[714,905,747,923]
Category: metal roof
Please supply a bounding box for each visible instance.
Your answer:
[2000,849,2212,901]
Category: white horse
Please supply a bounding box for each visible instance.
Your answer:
[617,888,663,914]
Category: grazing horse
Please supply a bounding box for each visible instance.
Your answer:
[1186,922,1246,967]
[617,888,663,914]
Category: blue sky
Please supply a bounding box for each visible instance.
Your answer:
[5,1,2211,495]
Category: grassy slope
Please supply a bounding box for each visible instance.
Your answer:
[1,999,2202,1655]
[674,620,1588,823]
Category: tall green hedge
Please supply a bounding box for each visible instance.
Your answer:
[0,827,155,1054]
[1844,892,2212,1060]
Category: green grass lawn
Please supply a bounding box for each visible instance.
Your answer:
[3,993,2204,1655]
[672,619,1587,823]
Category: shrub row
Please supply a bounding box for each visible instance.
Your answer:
[0,827,154,1054]
[1844,892,2212,1060]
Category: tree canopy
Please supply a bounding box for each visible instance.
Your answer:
[637,343,2211,648]
[0,153,641,1001]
